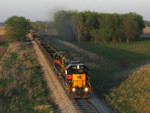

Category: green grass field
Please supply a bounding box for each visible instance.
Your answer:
[73,41,150,65]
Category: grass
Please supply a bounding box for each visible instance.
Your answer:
[0,42,58,113]
[106,64,150,113]
[0,43,8,61]
[73,41,150,65]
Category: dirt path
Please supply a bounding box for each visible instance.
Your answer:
[29,35,79,113]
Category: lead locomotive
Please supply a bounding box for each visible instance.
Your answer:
[53,52,91,98]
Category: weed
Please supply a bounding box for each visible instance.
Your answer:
[106,64,150,113]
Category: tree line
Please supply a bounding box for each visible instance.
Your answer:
[54,10,145,43]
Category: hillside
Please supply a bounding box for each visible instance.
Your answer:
[0,42,57,112]
[106,64,150,113]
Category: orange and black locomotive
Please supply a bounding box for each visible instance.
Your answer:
[53,52,91,98]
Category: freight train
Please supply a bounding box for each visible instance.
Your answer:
[31,31,91,98]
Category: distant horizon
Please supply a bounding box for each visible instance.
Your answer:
[0,10,150,23]
[0,0,150,22]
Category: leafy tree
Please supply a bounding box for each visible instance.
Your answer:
[71,12,84,42]
[125,12,145,39]
[115,14,125,42]
[5,16,31,41]
[110,14,121,43]
[98,14,114,43]
[122,17,138,43]
[90,29,101,45]
[82,11,100,41]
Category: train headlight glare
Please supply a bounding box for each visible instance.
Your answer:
[72,88,76,92]
[84,87,89,92]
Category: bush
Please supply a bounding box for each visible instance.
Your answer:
[5,16,31,41]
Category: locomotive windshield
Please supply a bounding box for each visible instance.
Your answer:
[67,65,88,74]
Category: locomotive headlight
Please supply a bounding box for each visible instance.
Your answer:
[84,87,89,92]
[65,70,67,74]
[72,88,76,92]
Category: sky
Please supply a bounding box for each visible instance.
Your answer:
[0,0,150,22]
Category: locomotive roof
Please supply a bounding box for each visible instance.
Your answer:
[66,63,88,70]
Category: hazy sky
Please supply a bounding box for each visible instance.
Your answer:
[0,0,149,22]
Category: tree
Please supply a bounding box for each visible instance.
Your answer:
[98,14,114,43]
[125,12,145,39]
[71,11,100,42]
[90,29,101,45]
[122,17,138,43]
[71,12,84,42]
[5,16,31,41]
[110,14,121,43]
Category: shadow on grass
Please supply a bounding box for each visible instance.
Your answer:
[80,44,150,96]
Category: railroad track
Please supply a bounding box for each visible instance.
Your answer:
[75,99,97,113]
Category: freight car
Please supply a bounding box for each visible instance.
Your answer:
[32,32,91,98]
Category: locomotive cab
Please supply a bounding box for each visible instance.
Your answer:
[66,63,91,98]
